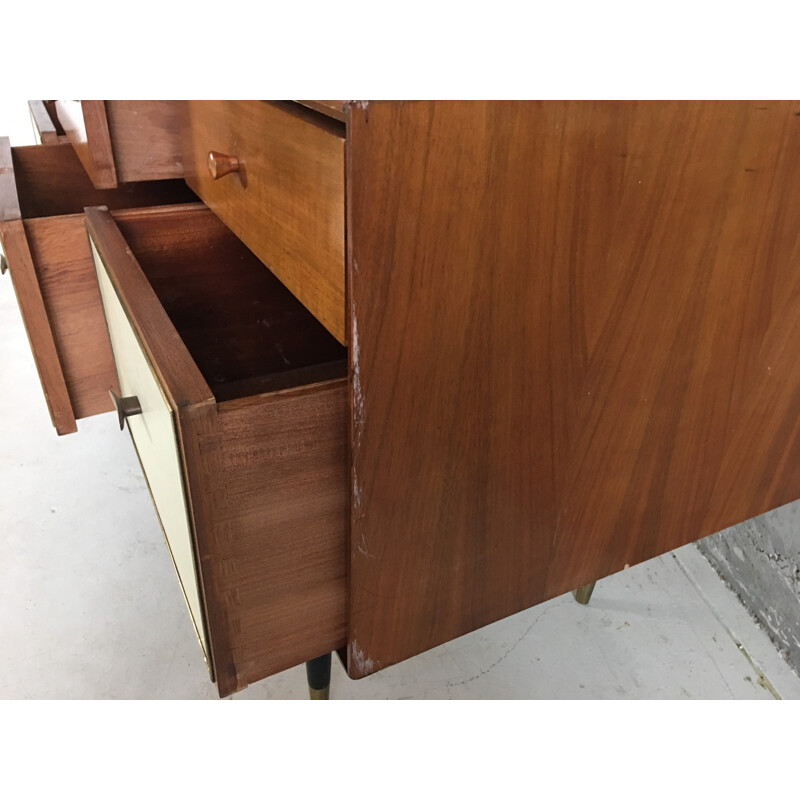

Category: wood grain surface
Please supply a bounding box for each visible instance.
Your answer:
[24,215,118,419]
[10,142,195,220]
[347,100,800,677]
[181,100,347,343]
[113,207,346,401]
[0,219,77,434]
[56,100,118,189]
[104,101,184,183]
[1,140,195,432]
[183,382,348,696]
[296,101,349,123]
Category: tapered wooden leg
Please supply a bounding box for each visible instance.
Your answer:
[306,653,332,700]
[573,581,596,605]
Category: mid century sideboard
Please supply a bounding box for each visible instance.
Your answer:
[2,100,799,698]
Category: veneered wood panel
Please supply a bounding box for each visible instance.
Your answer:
[347,100,800,677]
[56,100,117,189]
[182,383,348,696]
[10,142,195,220]
[181,100,347,343]
[112,206,346,400]
[104,101,183,183]
[24,215,118,419]
[1,139,194,433]
[1,219,77,434]
[296,101,349,122]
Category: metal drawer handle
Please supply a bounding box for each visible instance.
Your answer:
[109,389,142,431]
[207,150,241,180]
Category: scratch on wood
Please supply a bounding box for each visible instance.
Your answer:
[352,312,364,445]
[350,639,378,675]
[352,310,366,520]
[356,531,375,559]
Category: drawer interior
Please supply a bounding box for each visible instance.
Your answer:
[12,143,195,220]
[113,206,347,402]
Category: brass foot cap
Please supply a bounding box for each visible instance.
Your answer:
[573,582,596,605]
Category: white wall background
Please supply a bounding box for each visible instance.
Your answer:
[0,100,37,147]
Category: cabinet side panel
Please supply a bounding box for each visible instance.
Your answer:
[348,100,800,677]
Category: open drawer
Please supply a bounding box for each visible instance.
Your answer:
[85,204,348,697]
[0,138,196,434]
[180,101,346,344]
[55,101,184,189]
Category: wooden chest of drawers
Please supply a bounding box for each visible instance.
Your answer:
[5,100,800,697]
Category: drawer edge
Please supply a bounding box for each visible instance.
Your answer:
[1,218,77,434]
[85,205,214,410]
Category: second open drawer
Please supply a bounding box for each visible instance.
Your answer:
[86,204,348,697]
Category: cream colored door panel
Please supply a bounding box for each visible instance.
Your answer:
[90,240,210,663]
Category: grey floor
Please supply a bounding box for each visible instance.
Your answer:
[3,276,800,700]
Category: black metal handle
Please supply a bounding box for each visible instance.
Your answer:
[109,389,142,430]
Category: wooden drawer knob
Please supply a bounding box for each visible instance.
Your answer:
[110,389,142,430]
[207,151,241,180]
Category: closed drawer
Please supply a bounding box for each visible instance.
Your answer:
[0,137,196,434]
[55,101,184,189]
[181,101,346,343]
[85,204,348,697]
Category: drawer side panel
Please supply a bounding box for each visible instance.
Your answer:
[181,382,348,695]
[0,219,76,434]
[24,216,118,419]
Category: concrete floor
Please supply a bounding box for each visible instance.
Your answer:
[2,278,800,700]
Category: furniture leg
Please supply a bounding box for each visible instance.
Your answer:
[573,581,596,605]
[305,652,332,700]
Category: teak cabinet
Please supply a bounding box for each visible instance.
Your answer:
[3,100,800,697]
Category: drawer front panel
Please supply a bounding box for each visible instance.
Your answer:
[91,240,210,662]
[181,101,346,343]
